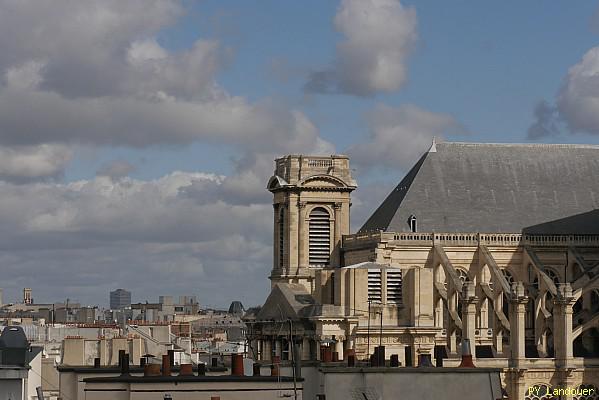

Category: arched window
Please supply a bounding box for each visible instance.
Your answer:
[545,268,559,285]
[501,269,514,320]
[408,215,417,233]
[502,269,515,286]
[279,206,285,268]
[456,268,470,284]
[309,207,331,266]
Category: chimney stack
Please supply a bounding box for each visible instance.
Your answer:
[458,339,475,368]
[231,354,244,376]
[162,354,171,376]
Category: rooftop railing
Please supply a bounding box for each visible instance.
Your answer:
[343,232,599,248]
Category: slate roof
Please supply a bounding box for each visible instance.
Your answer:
[359,142,599,234]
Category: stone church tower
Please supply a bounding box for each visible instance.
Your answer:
[267,155,356,291]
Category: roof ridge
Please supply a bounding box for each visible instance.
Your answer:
[439,141,599,149]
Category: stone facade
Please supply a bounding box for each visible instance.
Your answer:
[253,150,599,400]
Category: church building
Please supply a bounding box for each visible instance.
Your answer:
[250,142,599,400]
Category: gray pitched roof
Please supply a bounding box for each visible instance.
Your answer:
[360,142,599,234]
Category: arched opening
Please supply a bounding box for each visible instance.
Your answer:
[502,269,515,319]
[544,329,554,358]
[545,267,560,285]
[574,327,599,358]
[308,207,331,266]
[456,268,469,319]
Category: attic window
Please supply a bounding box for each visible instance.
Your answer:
[408,215,417,233]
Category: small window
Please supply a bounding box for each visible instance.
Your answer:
[368,269,382,303]
[408,215,417,233]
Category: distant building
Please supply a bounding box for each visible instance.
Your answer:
[110,289,131,310]
[23,288,32,305]
[228,301,244,316]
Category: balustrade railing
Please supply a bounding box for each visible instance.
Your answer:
[343,231,599,247]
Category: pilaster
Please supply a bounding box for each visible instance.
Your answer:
[553,283,575,369]
[509,282,528,368]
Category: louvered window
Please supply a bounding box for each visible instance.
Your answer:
[279,207,285,268]
[386,269,403,304]
[368,269,382,303]
[309,207,331,266]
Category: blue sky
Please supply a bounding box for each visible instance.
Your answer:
[1,0,599,307]
[66,0,599,183]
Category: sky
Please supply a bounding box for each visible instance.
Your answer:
[2,0,599,308]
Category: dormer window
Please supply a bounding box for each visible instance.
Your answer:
[408,215,417,233]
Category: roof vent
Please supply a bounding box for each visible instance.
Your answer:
[428,136,437,153]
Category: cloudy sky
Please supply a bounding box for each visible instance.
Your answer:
[1,0,599,308]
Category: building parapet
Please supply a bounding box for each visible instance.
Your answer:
[343,232,599,249]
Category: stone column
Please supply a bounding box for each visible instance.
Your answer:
[297,201,306,272]
[272,204,280,282]
[461,282,478,358]
[412,267,435,327]
[479,298,489,330]
[274,339,282,357]
[288,194,299,278]
[331,202,343,267]
[509,282,528,368]
[335,338,344,360]
[263,340,272,361]
[302,337,310,360]
[553,283,575,369]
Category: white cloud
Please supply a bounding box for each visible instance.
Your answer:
[528,46,599,138]
[0,0,338,306]
[0,171,273,306]
[555,46,599,135]
[347,104,464,169]
[306,0,417,96]
[0,144,72,181]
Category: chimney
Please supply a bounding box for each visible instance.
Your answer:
[120,353,130,375]
[179,364,193,376]
[271,356,280,376]
[417,353,433,367]
[231,354,244,376]
[167,349,175,369]
[118,350,126,368]
[162,354,171,376]
[458,339,475,368]
[346,349,356,367]
[144,363,161,377]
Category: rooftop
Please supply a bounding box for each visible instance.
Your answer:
[360,141,599,234]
